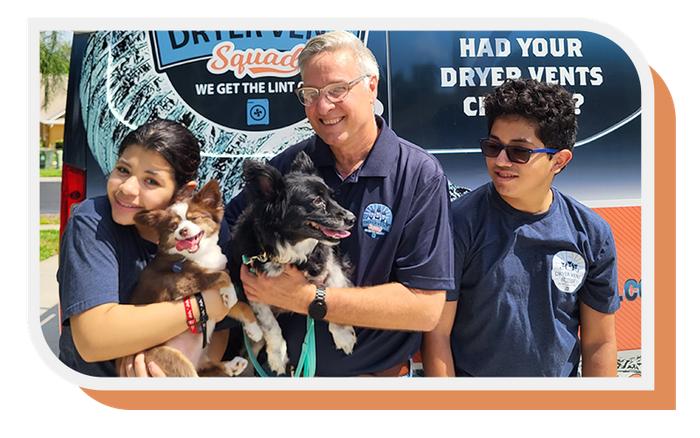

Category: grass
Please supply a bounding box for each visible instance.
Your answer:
[40,168,62,178]
[40,215,60,225]
[40,229,60,261]
[40,215,61,261]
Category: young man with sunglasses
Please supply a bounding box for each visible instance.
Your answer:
[224,31,453,377]
[422,78,619,377]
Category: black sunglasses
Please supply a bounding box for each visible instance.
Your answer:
[479,138,560,164]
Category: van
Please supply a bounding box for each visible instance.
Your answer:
[60,29,642,376]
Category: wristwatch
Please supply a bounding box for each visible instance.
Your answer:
[308,285,327,320]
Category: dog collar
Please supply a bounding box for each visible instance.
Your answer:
[241,254,261,275]
[242,253,265,265]
[242,252,284,266]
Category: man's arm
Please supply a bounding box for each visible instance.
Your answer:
[240,264,445,332]
[421,300,457,377]
[579,302,617,377]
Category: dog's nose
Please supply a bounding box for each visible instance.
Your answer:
[179,227,189,237]
[345,213,356,227]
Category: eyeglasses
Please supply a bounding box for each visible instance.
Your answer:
[294,75,369,107]
[479,138,560,164]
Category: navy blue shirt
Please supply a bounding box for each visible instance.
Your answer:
[225,116,454,376]
[449,183,619,377]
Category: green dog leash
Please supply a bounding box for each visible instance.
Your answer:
[242,316,316,377]
[295,316,316,377]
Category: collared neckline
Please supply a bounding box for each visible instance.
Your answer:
[310,116,398,180]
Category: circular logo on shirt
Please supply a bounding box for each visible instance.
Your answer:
[362,203,393,239]
[551,251,586,293]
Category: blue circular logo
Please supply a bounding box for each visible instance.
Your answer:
[362,203,393,239]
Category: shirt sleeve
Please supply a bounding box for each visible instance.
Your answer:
[578,231,620,314]
[447,230,466,302]
[394,173,455,291]
[57,208,121,325]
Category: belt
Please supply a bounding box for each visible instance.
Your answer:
[357,360,411,377]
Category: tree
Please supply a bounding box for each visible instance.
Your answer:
[40,31,71,111]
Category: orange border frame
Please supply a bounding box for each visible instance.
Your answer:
[81,68,675,410]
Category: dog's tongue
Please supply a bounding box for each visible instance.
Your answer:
[319,226,351,239]
[176,237,197,252]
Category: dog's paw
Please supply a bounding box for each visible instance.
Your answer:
[245,322,263,342]
[266,339,289,375]
[224,357,249,376]
[220,284,238,309]
[329,323,356,355]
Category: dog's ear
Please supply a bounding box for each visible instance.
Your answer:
[171,181,198,203]
[290,151,317,175]
[192,180,222,209]
[242,159,284,202]
[133,209,169,228]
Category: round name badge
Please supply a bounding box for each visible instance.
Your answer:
[551,251,586,293]
[362,203,393,239]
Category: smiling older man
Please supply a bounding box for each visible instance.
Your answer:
[224,30,454,377]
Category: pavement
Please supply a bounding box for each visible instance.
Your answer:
[40,250,61,358]
[39,176,61,358]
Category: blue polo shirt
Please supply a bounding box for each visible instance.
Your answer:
[225,116,454,376]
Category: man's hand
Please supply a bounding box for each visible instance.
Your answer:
[239,264,313,314]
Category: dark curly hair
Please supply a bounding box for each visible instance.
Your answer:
[117,118,201,189]
[483,78,578,151]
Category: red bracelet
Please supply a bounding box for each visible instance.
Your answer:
[183,297,198,333]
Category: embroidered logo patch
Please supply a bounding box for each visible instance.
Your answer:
[362,203,393,239]
[551,251,586,293]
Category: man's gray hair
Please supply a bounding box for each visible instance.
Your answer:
[298,30,380,81]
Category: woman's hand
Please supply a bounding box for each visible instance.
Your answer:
[119,352,166,377]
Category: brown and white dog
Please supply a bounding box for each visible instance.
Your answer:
[119,179,262,377]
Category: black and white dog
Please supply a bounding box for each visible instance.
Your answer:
[229,151,357,375]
